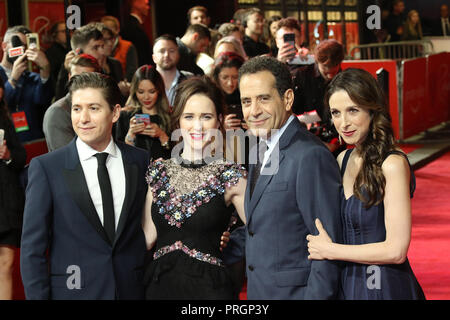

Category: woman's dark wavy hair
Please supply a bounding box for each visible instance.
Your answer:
[324,68,397,208]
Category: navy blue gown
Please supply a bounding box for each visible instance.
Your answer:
[339,149,425,300]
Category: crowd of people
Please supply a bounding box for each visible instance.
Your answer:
[377,1,448,42]
[0,0,429,300]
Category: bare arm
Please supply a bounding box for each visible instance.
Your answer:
[307,154,412,265]
[142,186,157,250]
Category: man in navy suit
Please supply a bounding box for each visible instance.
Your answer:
[237,56,342,299]
[20,72,149,299]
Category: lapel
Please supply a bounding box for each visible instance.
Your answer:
[62,139,111,246]
[113,142,139,247]
[246,120,302,226]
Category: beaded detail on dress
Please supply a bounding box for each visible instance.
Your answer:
[153,241,224,266]
[146,158,247,228]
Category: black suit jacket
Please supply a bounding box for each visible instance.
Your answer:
[121,15,153,67]
[20,138,150,299]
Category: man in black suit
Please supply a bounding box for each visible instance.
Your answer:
[121,0,153,66]
[21,72,149,299]
[433,4,449,36]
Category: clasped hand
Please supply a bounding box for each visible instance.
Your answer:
[306,218,333,260]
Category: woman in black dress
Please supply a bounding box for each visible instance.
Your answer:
[115,65,172,160]
[306,68,425,300]
[142,76,247,299]
[0,79,26,299]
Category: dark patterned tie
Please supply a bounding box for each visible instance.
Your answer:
[94,152,115,244]
[249,140,267,198]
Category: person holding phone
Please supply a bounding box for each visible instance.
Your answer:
[0,25,53,143]
[115,65,172,160]
[0,77,27,299]
[274,18,311,74]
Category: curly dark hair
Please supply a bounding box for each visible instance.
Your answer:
[324,68,397,208]
[238,55,293,99]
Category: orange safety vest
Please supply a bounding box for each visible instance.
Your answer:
[113,37,133,76]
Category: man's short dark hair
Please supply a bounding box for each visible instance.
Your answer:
[153,34,178,48]
[68,72,121,111]
[239,56,293,99]
[70,23,103,50]
[187,5,209,25]
[243,7,263,28]
[3,25,31,44]
[276,17,301,33]
[314,39,344,67]
[185,23,211,40]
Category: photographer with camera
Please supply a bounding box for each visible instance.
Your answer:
[0,25,52,143]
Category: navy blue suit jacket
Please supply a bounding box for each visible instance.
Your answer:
[20,139,149,299]
[243,119,343,299]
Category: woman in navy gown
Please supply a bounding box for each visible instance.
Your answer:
[306,68,425,300]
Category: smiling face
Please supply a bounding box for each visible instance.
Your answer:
[136,79,158,114]
[240,71,292,138]
[71,88,120,151]
[179,93,221,153]
[329,90,372,146]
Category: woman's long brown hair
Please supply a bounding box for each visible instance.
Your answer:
[325,68,397,208]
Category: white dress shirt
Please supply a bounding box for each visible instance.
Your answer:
[442,18,449,36]
[260,115,295,173]
[76,137,126,230]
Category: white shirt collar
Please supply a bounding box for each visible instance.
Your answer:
[131,13,143,24]
[261,115,295,151]
[76,137,118,161]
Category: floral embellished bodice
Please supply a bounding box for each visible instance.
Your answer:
[146,158,247,266]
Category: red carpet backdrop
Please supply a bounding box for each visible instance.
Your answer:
[408,151,450,300]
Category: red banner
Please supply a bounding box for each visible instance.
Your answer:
[427,53,450,125]
[402,58,428,139]
[26,0,65,50]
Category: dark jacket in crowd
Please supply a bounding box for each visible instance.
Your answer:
[0,112,26,247]
[242,35,270,58]
[0,67,53,143]
[121,15,154,67]
[176,38,204,76]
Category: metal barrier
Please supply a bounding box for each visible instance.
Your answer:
[348,40,435,60]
